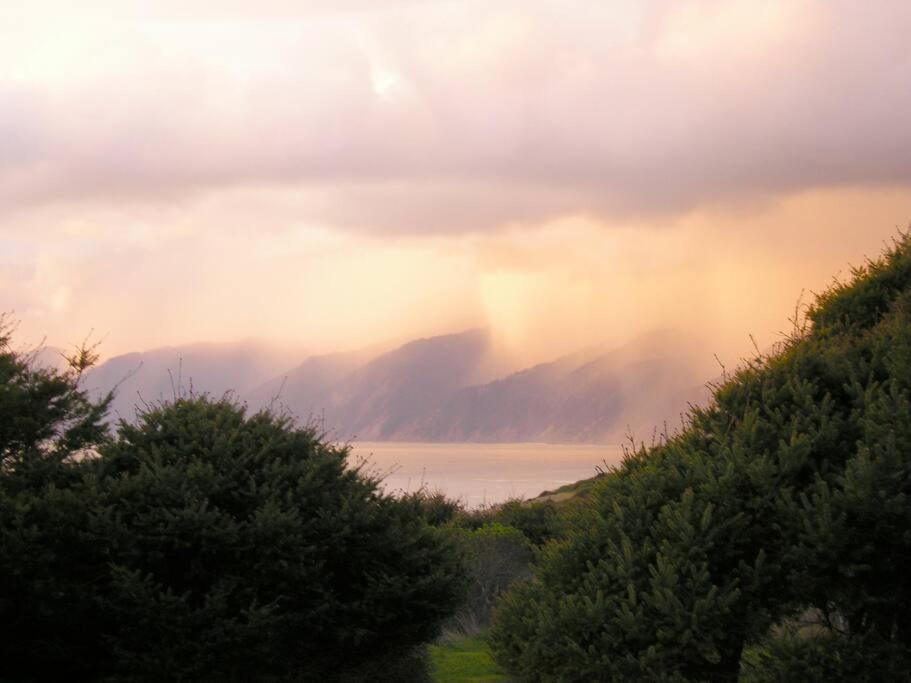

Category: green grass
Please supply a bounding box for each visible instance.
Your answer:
[428,635,511,682]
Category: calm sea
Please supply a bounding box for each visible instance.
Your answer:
[350,442,625,507]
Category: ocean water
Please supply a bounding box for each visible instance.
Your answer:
[350,441,625,507]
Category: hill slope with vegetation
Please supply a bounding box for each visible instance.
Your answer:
[490,234,911,680]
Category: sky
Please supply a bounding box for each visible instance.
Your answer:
[1,0,910,367]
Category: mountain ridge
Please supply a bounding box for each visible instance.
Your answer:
[85,328,712,443]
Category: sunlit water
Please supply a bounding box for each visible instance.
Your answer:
[350,442,625,507]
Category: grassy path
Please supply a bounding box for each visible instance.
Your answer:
[428,635,511,682]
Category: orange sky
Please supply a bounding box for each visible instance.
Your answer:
[1,1,910,367]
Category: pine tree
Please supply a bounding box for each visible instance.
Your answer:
[490,234,911,679]
[0,316,113,677]
[1,319,465,679]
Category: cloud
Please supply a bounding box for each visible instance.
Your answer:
[1,182,908,366]
[1,0,910,232]
[2,1,911,365]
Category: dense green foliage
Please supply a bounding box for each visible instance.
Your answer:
[0,329,465,680]
[0,322,113,678]
[490,235,911,680]
[408,491,564,549]
[463,499,564,548]
[407,491,562,639]
[0,320,111,478]
[94,399,464,680]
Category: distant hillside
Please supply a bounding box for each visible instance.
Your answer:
[255,329,711,443]
[396,330,712,443]
[321,329,513,439]
[86,329,713,443]
[83,342,299,422]
[255,329,515,440]
[246,343,389,421]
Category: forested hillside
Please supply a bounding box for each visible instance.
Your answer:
[490,234,911,680]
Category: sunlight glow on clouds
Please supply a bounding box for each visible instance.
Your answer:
[1,1,909,362]
[2,0,909,225]
[652,0,806,61]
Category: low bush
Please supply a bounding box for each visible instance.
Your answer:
[0,328,466,681]
[446,523,533,635]
[450,498,564,547]
[742,628,911,682]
